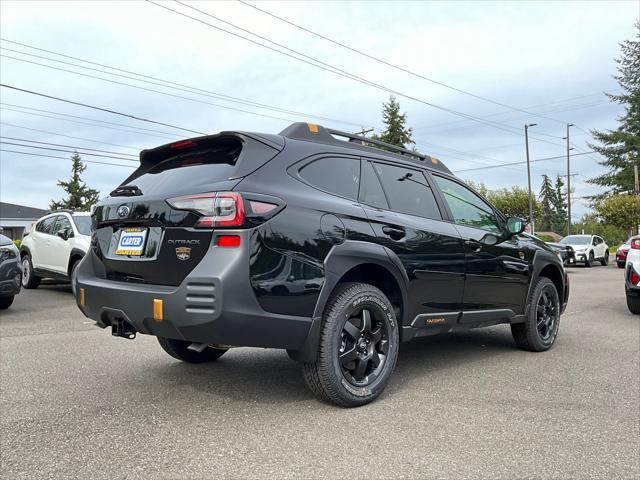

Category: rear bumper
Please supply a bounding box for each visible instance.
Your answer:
[75,234,314,350]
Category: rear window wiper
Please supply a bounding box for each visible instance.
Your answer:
[110,185,143,197]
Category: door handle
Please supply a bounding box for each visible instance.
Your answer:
[382,225,406,240]
[465,239,482,252]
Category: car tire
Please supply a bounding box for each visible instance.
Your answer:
[585,252,594,268]
[70,258,81,296]
[157,337,228,363]
[511,277,560,352]
[0,295,14,310]
[600,252,609,266]
[21,255,41,289]
[302,282,400,407]
[626,295,640,315]
[617,261,626,269]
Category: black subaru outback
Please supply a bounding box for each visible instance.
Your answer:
[76,122,569,407]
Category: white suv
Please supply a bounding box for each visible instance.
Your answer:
[559,234,609,267]
[20,211,91,294]
[625,235,640,314]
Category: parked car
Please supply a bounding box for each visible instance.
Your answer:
[559,234,609,267]
[20,210,91,294]
[75,122,569,407]
[624,236,640,314]
[0,234,21,309]
[545,241,575,266]
[616,238,632,268]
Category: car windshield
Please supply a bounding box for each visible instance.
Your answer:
[560,235,590,245]
[72,216,92,235]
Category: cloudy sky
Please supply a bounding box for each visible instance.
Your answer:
[0,1,637,220]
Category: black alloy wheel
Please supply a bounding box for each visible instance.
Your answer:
[338,306,389,386]
[536,286,558,342]
[511,277,560,352]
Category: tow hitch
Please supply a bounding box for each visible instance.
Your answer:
[111,318,137,340]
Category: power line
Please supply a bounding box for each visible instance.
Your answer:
[0,121,144,150]
[453,151,597,173]
[1,105,181,141]
[149,1,565,144]
[237,0,572,126]
[0,141,139,162]
[0,149,135,168]
[0,84,206,135]
[0,38,369,129]
[0,54,305,125]
[1,102,188,138]
[0,137,138,158]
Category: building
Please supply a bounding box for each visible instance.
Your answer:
[0,202,48,240]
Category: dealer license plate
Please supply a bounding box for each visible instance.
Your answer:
[115,228,148,256]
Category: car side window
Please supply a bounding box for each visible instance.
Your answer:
[593,237,599,246]
[53,216,73,237]
[359,161,389,209]
[371,162,442,219]
[299,157,360,200]
[433,175,501,233]
[36,216,57,235]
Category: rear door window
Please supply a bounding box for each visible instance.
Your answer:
[372,162,442,219]
[299,156,360,200]
[359,161,388,209]
[36,216,57,235]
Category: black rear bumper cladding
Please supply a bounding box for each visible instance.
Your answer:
[75,231,313,350]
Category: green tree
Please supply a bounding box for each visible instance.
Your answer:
[538,174,555,231]
[552,175,567,233]
[372,95,414,149]
[487,186,540,221]
[593,194,640,235]
[588,23,640,196]
[572,212,629,246]
[49,153,100,211]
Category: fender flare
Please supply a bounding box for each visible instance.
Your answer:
[19,245,32,259]
[288,240,409,363]
[524,249,566,317]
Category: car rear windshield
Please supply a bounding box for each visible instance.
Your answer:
[122,139,243,195]
[560,236,590,245]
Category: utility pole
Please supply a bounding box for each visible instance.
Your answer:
[565,123,574,235]
[353,128,374,145]
[525,123,537,234]
[634,165,639,194]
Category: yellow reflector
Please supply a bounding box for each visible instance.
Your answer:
[153,299,163,321]
[431,156,439,165]
[307,123,319,133]
[79,288,85,306]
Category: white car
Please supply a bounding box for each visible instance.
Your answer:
[20,210,91,294]
[559,234,609,267]
[625,235,640,314]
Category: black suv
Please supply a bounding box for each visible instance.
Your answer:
[76,122,569,407]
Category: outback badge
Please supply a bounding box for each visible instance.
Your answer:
[175,247,191,261]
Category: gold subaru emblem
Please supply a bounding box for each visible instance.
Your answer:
[175,247,191,261]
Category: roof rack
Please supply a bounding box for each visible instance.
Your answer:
[279,122,450,174]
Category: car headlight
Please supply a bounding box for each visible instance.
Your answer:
[0,243,18,261]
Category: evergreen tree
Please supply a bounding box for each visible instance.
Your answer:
[588,23,640,195]
[49,153,100,211]
[552,175,568,232]
[372,95,414,149]
[538,174,555,231]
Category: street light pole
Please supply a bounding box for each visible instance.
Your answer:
[566,123,574,235]
[525,123,537,234]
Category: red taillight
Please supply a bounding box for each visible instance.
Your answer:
[167,192,244,228]
[217,235,241,247]
[169,140,196,150]
[631,238,640,250]
[631,270,640,285]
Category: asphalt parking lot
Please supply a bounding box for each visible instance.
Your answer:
[1,264,638,479]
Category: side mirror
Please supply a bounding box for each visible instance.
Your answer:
[505,217,526,235]
[57,229,70,240]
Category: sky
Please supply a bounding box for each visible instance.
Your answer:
[0,0,638,222]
